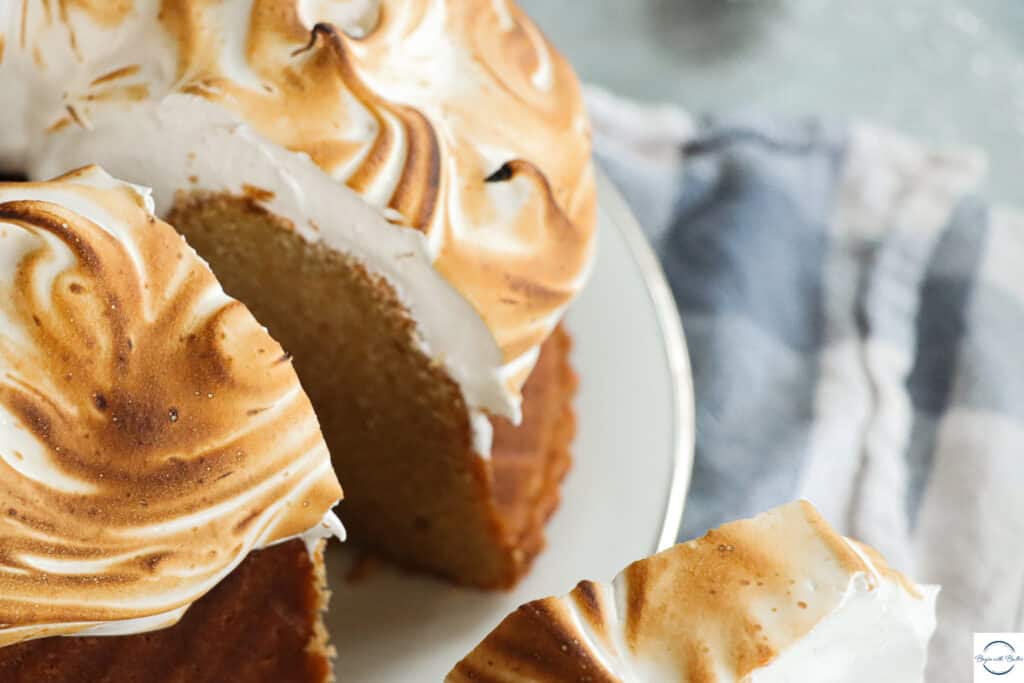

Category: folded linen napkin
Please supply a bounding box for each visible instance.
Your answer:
[587,86,1021,683]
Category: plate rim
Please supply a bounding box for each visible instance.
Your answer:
[596,170,695,551]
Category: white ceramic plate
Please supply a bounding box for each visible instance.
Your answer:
[327,172,695,681]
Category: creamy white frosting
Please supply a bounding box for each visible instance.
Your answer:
[745,541,937,683]
[599,537,938,683]
[0,166,344,645]
[449,501,938,682]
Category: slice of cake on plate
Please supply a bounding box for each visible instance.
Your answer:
[0,167,343,682]
[1,0,596,589]
[448,501,938,682]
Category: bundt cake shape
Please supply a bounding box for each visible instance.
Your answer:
[449,501,938,682]
[0,0,596,587]
[0,166,343,682]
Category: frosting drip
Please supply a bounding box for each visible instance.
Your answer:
[0,166,342,646]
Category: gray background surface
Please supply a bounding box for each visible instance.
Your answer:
[520,0,1024,204]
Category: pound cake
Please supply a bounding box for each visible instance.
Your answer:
[449,501,938,682]
[0,0,596,588]
[0,166,344,682]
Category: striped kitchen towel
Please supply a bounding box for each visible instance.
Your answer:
[587,86,1023,683]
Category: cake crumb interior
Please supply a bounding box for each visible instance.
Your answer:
[168,192,576,587]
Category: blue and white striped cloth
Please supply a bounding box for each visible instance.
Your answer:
[588,87,1023,683]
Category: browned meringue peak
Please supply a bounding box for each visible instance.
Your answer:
[448,501,937,682]
[0,166,342,647]
[160,0,596,368]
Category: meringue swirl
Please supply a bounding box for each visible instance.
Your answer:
[0,166,342,646]
[166,0,596,374]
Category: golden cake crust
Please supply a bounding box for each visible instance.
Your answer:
[0,539,333,683]
[490,324,577,580]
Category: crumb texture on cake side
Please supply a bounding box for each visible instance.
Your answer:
[170,189,579,588]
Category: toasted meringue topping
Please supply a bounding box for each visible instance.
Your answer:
[167,0,596,378]
[0,166,342,647]
[0,0,596,417]
[448,501,938,682]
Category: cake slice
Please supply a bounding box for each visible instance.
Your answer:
[448,501,938,682]
[2,0,597,588]
[0,167,343,681]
